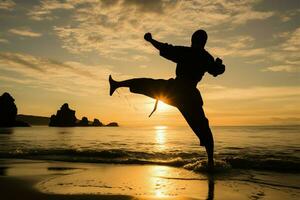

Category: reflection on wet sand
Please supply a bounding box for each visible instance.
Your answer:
[1,159,299,200]
[33,163,215,198]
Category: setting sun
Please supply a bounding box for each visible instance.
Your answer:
[157,100,170,111]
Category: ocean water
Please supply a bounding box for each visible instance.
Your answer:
[0,125,299,173]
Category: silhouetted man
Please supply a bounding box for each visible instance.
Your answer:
[109,30,225,169]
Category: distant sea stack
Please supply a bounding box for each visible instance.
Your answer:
[0,92,30,127]
[49,104,109,127]
[78,117,89,126]
[106,122,119,127]
[77,117,104,127]
[49,103,77,127]
[92,118,103,126]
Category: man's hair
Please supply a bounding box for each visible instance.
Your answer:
[191,29,207,48]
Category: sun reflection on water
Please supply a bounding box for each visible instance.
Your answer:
[155,126,167,150]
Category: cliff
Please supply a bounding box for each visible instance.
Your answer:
[49,103,77,127]
[0,92,30,127]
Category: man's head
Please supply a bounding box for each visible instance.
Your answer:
[191,29,207,48]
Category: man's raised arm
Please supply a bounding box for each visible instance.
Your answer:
[144,32,165,51]
[144,32,182,63]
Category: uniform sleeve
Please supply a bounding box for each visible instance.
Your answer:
[159,43,185,63]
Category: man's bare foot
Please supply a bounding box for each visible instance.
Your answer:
[109,75,117,96]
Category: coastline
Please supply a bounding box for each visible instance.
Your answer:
[0,159,299,200]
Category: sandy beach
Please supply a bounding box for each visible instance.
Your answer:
[0,159,299,200]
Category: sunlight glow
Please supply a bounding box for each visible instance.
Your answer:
[157,100,170,111]
[154,126,167,130]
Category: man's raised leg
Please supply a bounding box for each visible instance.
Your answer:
[109,75,144,96]
[109,76,164,100]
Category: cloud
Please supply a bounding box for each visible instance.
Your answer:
[9,28,42,37]
[0,0,15,10]
[199,84,300,100]
[263,65,299,73]
[210,35,268,58]
[0,52,99,78]
[28,0,274,58]
[122,0,174,13]
[0,74,32,84]
[278,8,300,22]
[29,0,176,21]
[0,52,114,96]
[231,9,273,24]
[0,37,9,43]
[262,28,300,73]
[28,0,75,20]
[281,27,300,52]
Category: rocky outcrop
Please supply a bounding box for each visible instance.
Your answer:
[49,103,118,127]
[0,92,29,127]
[49,103,77,127]
[92,118,103,126]
[77,117,104,127]
[78,117,89,126]
[106,122,119,127]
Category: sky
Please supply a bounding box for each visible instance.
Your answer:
[0,0,299,126]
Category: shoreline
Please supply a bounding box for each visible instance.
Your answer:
[0,159,299,200]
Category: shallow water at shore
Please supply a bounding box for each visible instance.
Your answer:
[0,125,299,172]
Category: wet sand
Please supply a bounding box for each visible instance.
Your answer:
[0,159,299,200]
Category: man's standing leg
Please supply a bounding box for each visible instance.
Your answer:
[178,102,214,170]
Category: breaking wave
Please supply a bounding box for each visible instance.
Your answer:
[1,148,299,173]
